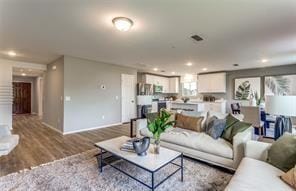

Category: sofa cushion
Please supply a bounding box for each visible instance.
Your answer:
[267,133,296,172]
[199,111,228,131]
[206,117,226,139]
[140,127,233,159]
[221,114,240,141]
[225,157,294,191]
[175,114,204,132]
[228,121,252,143]
[0,135,19,151]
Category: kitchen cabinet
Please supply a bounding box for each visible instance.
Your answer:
[198,72,226,93]
[169,77,179,93]
[144,74,179,93]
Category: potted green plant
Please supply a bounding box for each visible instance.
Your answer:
[147,109,175,154]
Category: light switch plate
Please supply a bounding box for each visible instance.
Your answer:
[100,84,106,90]
[65,96,71,101]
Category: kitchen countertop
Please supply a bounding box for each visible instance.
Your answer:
[171,100,226,104]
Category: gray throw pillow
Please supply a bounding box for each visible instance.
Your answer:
[206,118,227,139]
[206,115,218,128]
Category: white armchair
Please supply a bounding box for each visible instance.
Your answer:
[0,125,19,156]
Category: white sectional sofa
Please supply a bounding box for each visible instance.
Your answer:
[0,125,19,156]
[136,118,252,170]
[225,140,293,191]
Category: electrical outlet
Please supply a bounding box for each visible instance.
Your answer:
[102,115,105,119]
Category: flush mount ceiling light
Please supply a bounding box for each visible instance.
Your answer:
[153,68,158,71]
[261,59,269,63]
[202,68,208,71]
[186,62,192,66]
[112,17,133,32]
[8,51,16,57]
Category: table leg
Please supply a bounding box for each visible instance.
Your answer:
[181,153,184,182]
[100,148,103,173]
[130,119,133,138]
[152,172,154,191]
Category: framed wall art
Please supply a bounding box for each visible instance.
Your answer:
[234,77,261,100]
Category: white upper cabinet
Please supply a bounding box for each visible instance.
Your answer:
[169,77,179,93]
[143,74,179,93]
[198,72,226,93]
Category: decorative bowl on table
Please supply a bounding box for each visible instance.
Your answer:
[132,137,150,156]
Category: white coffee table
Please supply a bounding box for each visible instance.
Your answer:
[95,136,183,191]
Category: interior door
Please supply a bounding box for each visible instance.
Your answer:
[13,82,31,114]
[121,74,136,123]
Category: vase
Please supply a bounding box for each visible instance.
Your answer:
[154,138,160,154]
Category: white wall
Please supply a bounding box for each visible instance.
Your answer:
[0,60,13,129]
[36,77,44,116]
[43,57,64,132]
[63,56,137,134]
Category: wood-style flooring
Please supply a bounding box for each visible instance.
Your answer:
[0,115,131,177]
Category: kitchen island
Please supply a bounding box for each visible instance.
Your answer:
[170,100,226,116]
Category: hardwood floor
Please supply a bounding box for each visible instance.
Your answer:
[0,115,131,177]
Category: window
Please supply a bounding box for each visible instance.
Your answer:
[181,82,197,96]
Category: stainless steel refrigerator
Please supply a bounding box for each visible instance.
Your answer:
[136,83,153,117]
[137,83,153,95]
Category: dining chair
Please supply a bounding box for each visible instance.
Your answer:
[231,103,241,114]
[240,106,265,138]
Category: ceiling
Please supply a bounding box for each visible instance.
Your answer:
[1,0,296,76]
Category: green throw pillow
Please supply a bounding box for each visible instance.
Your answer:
[229,121,251,142]
[221,114,240,141]
[267,134,296,172]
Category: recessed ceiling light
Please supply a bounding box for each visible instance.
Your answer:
[233,64,239,67]
[153,68,158,71]
[21,73,26,76]
[202,68,208,71]
[8,51,16,57]
[186,62,192,66]
[261,59,269,63]
[171,72,176,75]
[112,17,133,32]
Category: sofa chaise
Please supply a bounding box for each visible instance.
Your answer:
[225,140,294,191]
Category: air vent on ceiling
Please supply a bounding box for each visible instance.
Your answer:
[191,35,203,42]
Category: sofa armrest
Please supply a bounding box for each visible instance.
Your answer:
[232,127,253,169]
[0,125,11,138]
[135,118,148,138]
[245,140,271,162]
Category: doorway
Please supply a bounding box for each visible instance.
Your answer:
[13,82,31,114]
[121,74,136,123]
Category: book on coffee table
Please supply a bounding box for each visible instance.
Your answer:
[119,138,140,152]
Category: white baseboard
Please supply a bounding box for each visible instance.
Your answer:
[63,122,123,135]
[42,122,63,134]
